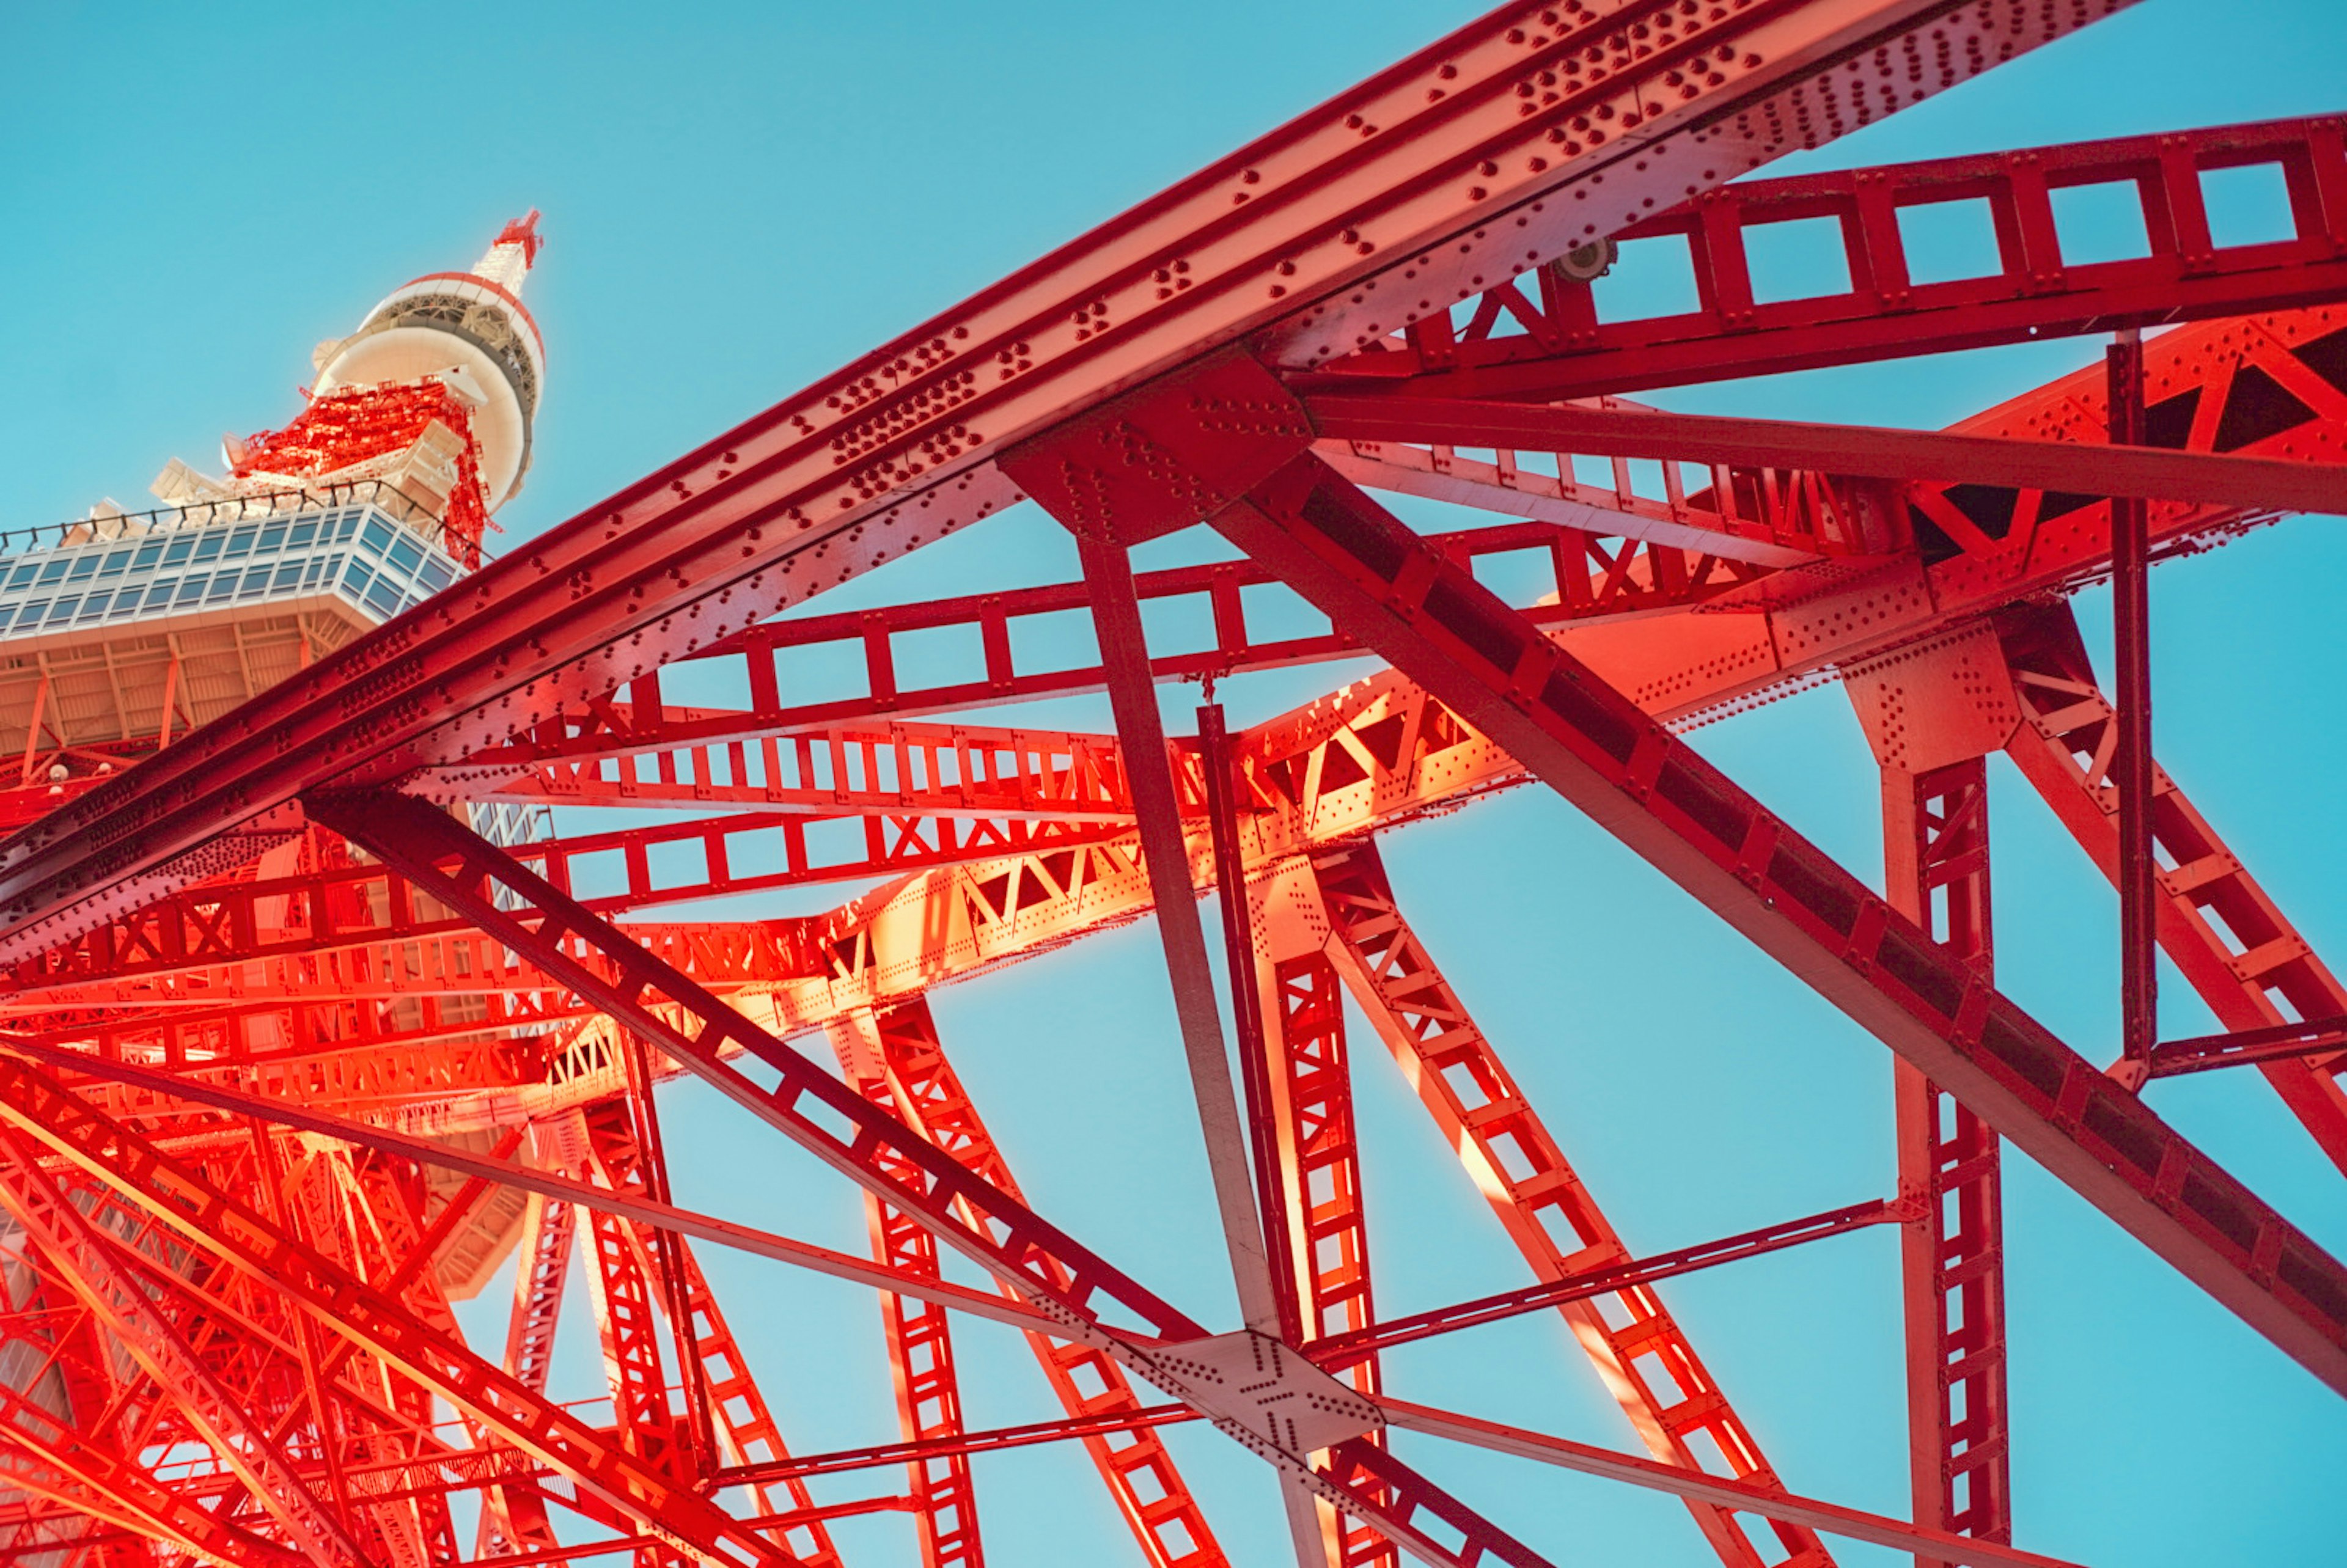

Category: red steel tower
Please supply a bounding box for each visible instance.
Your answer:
[0,7,2343,1568]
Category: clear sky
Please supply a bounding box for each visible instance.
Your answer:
[6,3,2346,1565]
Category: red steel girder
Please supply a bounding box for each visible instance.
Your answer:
[861,998,1229,1568]
[477,296,2347,810]
[0,1140,372,1568]
[573,1087,845,1566]
[1311,1199,1900,1369]
[1993,604,2347,1173]
[471,717,1131,821]
[0,0,2125,963]
[1881,761,2010,1558]
[1309,841,1829,1568]
[304,788,1566,1568]
[1374,1399,2079,1568]
[1302,392,2347,511]
[840,1036,988,1568]
[0,1028,1073,1336]
[454,521,1635,781]
[2150,1018,2347,1080]
[0,1057,788,1568]
[1310,113,2347,399]
[1165,422,2347,1390]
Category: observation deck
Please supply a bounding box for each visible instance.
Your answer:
[0,483,471,774]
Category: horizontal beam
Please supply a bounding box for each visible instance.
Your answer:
[720,1404,1196,1486]
[0,1032,1068,1339]
[1308,1198,1900,1370]
[1305,394,2347,513]
[1307,112,2347,399]
[1378,1397,2081,1568]
[2150,1016,2347,1079]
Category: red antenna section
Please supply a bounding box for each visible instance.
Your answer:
[494,208,545,267]
[229,381,491,563]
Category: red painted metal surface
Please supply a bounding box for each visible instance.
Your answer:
[4,6,2345,1566]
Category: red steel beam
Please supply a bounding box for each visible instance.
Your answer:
[1994,604,2347,1173]
[838,1036,988,1568]
[305,788,1563,1568]
[1882,761,2010,1559]
[0,1057,788,1568]
[1068,530,1285,1339]
[1188,436,2347,1392]
[1302,393,2347,512]
[1375,1399,2082,1568]
[462,520,1601,777]
[1309,1199,1898,1369]
[865,999,1230,1568]
[1309,113,2347,400]
[725,1405,1197,1486]
[2107,331,2159,1079]
[2150,1018,2347,1080]
[0,1030,1070,1336]
[0,1,2123,965]
[1312,841,1829,1568]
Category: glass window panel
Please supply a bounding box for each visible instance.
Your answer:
[192,533,225,563]
[361,519,394,553]
[273,563,303,592]
[205,574,237,603]
[162,539,193,566]
[288,521,317,549]
[225,527,258,559]
[15,601,48,628]
[259,524,287,553]
[144,582,176,609]
[415,559,454,596]
[387,538,424,573]
[76,593,109,621]
[365,579,405,617]
[6,565,36,589]
[36,560,68,585]
[175,576,208,604]
[48,596,79,622]
[133,543,163,569]
[98,550,132,578]
[0,608,16,632]
[66,555,100,582]
[342,562,375,595]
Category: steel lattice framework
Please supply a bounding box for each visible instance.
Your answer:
[2,4,2345,1566]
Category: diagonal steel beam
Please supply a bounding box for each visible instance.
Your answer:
[0,1030,1067,1338]
[1202,445,2347,1394]
[1376,1398,2080,1568]
[304,788,1563,1568]
[0,1058,787,1568]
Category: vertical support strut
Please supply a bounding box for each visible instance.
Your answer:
[1199,701,1305,1346]
[2108,329,2158,1081]
[1071,532,1281,1336]
[1249,858,1395,1568]
[1882,762,2011,1563]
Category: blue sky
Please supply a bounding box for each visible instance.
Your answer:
[6,3,2346,1565]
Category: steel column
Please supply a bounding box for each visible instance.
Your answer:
[1882,761,2010,1561]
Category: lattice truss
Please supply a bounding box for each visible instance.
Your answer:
[1,4,2345,1567]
